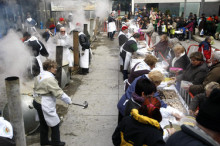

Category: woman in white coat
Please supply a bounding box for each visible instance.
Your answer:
[33,60,72,146]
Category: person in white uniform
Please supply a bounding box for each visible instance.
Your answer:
[0,112,15,146]
[33,60,72,146]
[54,27,74,72]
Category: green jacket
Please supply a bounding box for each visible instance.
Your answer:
[216,23,220,33]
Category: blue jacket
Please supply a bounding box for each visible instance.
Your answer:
[117,75,167,116]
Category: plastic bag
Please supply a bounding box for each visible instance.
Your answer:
[200,29,204,36]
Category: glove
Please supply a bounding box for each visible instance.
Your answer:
[61,93,72,105]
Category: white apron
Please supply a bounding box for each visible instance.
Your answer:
[58,38,74,67]
[63,47,74,67]
[79,46,90,68]
[78,32,91,68]
[37,71,60,127]
[119,45,124,66]
[108,21,116,32]
[27,55,43,75]
[41,95,60,127]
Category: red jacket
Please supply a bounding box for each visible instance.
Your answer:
[185,21,194,32]
[198,41,211,62]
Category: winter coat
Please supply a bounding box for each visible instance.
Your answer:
[112,109,165,146]
[140,23,154,36]
[177,63,208,85]
[154,40,169,58]
[189,62,220,95]
[198,41,212,61]
[166,125,219,146]
[203,63,220,86]
[185,21,194,32]
[168,51,190,70]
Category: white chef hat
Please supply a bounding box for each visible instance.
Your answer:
[0,117,13,139]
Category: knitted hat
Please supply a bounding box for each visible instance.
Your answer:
[0,117,13,139]
[196,88,220,132]
[122,26,128,31]
[59,17,64,21]
[49,24,55,30]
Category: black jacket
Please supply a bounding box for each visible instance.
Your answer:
[24,36,49,77]
[118,33,128,47]
[166,125,219,146]
[177,63,208,85]
[189,93,207,111]
[108,16,116,23]
[79,33,90,51]
[124,93,144,116]
[25,37,49,57]
[168,52,190,70]
[112,109,165,146]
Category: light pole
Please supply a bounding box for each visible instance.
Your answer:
[200,0,205,17]
[184,0,187,19]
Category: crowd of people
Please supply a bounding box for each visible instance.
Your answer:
[131,6,220,40]
[110,6,220,146]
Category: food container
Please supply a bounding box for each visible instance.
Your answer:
[169,67,183,72]
[180,80,193,90]
[180,116,196,127]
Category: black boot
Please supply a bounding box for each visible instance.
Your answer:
[51,141,65,146]
[41,141,52,146]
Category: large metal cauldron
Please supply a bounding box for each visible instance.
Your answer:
[3,95,39,135]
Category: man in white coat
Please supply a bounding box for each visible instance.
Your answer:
[54,27,74,72]
[33,60,72,146]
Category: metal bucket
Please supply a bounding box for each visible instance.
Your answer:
[3,95,39,135]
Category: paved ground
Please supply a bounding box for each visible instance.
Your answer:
[28,32,123,146]
[59,33,123,146]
